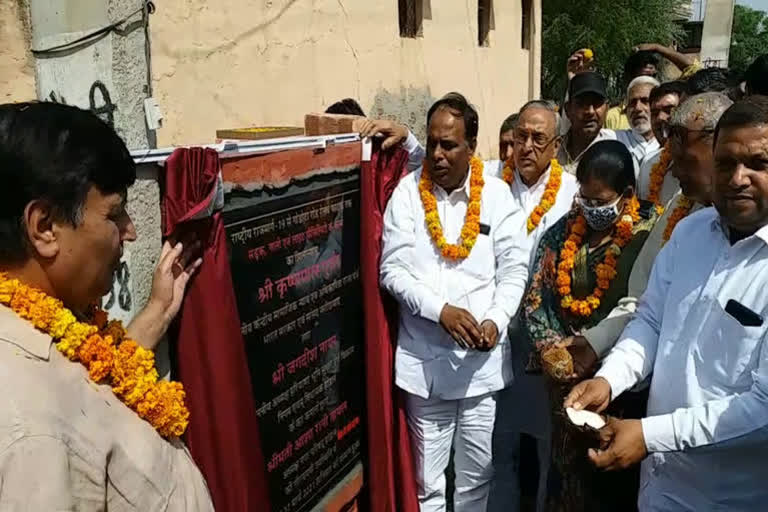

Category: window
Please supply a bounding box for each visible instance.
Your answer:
[478,0,493,47]
[399,0,424,38]
[521,0,532,50]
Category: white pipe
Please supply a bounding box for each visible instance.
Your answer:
[130,133,361,165]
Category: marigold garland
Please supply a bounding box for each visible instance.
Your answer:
[647,146,672,215]
[0,273,189,438]
[420,156,484,260]
[557,196,641,318]
[662,196,694,246]
[502,158,564,234]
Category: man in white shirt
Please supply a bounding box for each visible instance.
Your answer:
[636,81,687,201]
[615,76,662,173]
[560,92,733,377]
[486,101,579,512]
[380,93,530,511]
[566,96,768,510]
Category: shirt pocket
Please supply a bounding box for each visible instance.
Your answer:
[694,299,764,389]
[459,233,494,281]
[106,442,173,511]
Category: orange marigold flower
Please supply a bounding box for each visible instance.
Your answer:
[78,334,116,382]
[420,156,485,261]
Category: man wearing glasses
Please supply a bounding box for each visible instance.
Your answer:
[487,101,579,512]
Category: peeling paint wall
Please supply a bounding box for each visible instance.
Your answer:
[0,0,35,102]
[151,0,541,159]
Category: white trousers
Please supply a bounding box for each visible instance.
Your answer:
[405,392,496,512]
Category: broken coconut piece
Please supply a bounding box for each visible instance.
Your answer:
[566,407,606,430]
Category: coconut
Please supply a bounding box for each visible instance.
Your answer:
[541,345,574,381]
[566,407,606,430]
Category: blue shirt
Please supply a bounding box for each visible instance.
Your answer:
[598,207,768,511]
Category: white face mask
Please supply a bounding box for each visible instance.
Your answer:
[577,196,622,231]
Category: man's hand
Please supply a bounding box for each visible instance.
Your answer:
[148,239,203,322]
[439,304,482,349]
[477,320,499,352]
[357,119,410,150]
[562,336,598,380]
[567,48,595,79]
[588,418,647,471]
[126,239,203,349]
[633,43,660,53]
[564,377,612,413]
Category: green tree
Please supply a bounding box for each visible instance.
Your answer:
[541,0,687,103]
[729,5,768,77]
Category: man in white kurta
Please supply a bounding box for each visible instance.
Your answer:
[483,102,578,512]
[380,94,530,511]
[565,96,768,511]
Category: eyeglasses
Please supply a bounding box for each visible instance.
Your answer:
[575,193,621,208]
[513,131,559,151]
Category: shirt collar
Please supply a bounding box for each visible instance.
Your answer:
[711,215,768,247]
[514,164,552,193]
[561,129,610,164]
[433,168,472,199]
[0,305,52,360]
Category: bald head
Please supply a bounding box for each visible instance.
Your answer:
[671,92,734,133]
[669,93,733,203]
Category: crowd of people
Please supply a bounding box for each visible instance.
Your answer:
[0,39,766,511]
[371,47,768,511]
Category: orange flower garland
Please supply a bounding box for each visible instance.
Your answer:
[647,146,673,215]
[557,196,641,317]
[0,273,189,438]
[662,195,694,245]
[502,158,564,234]
[420,156,484,260]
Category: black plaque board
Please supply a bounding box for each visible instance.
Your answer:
[224,169,364,512]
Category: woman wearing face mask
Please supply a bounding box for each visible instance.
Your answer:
[519,140,658,512]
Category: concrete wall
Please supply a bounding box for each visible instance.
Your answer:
[0,0,35,102]
[151,0,541,159]
[4,0,161,331]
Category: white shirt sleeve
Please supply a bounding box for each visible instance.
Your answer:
[402,131,426,173]
[641,341,768,453]
[379,181,445,323]
[482,195,531,335]
[595,226,673,399]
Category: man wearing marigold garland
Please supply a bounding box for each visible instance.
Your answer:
[566,95,768,511]
[635,81,687,203]
[380,92,531,511]
[0,102,213,510]
[559,92,732,384]
[487,100,579,512]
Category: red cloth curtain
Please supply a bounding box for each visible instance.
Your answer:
[162,147,270,511]
[361,144,419,512]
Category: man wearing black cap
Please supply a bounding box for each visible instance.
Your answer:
[559,71,661,176]
[557,72,615,174]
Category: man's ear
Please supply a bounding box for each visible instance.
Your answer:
[469,137,478,154]
[552,135,563,154]
[23,200,60,259]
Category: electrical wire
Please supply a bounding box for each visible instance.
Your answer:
[31,1,155,56]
